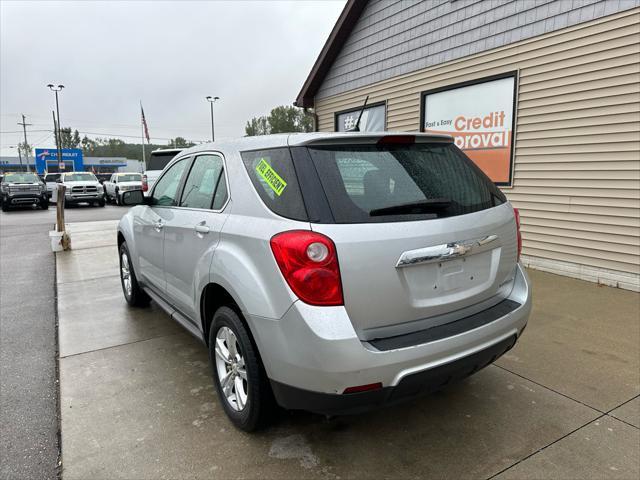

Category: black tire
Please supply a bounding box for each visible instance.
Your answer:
[2,203,9,212]
[98,199,105,207]
[209,307,275,432]
[119,242,150,307]
[41,201,49,210]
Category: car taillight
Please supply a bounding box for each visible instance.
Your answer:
[270,230,343,306]
[514,207,522,261]
[142,175,148,192]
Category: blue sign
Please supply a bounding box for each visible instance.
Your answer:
[35,148,83,174]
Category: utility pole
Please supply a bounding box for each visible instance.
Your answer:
[17,114,32,172]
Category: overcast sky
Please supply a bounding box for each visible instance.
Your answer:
[0,0,345,155]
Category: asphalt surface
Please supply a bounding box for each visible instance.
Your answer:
[0,204,125,480]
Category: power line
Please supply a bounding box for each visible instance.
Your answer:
[0,129,51,134]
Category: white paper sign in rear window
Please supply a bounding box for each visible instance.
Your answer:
[336,104,386,132]
[422,74,516,185]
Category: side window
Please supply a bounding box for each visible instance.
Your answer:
[151,158,189,206]
[240,148,307,221]
[179,154,225,209]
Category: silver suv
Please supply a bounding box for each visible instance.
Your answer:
[117,133,531,431]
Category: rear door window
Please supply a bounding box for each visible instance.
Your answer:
[241,148,307,221]
[307,143,506,223]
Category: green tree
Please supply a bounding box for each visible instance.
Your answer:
[169,137,195,148]
[245,116,270,136]
[59,128,81,148]
[244,106,313,136]
[18,141,32,159]
[81,135,96,155]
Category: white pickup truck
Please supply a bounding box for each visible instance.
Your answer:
[103,172,143,205]
[52,171,105,207]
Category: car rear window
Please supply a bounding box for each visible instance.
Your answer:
[241,148,308,221]
[307,143,506,223]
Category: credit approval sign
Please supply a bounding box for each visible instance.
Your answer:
[421,72,517,186]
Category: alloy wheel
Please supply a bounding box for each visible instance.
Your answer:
[214,326,248,411]
[120,252,132,297]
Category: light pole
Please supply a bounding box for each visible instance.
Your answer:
[47,84,64,169]
[206,96,219,142]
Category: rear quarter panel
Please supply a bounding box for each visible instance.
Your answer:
[209,148,309,320]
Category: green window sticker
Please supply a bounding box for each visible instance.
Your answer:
[256,158,287,196]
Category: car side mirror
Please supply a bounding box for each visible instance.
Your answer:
[121,189,146,206]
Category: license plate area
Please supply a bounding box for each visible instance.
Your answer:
[399,249,499,307]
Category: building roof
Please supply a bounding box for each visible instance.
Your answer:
[294,0,368,108]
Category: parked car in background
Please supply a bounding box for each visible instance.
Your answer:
[104,172,143,205]
[142,148,182,195]
[43,173,61,199]
[117,133,531,431]
[1,172,49,211]
[52,171,105,207]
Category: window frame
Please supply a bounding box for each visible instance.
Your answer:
[419,70,518,187]
[177,152,230,212]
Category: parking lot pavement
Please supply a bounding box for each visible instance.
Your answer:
[495,269,640,413]
[57,222,639,479]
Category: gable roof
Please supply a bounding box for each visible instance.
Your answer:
[294,0,369,109]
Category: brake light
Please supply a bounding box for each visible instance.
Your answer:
[377,135,415,145]
[514,207,522,261]
[142,175,148,192]
[270,230,343,306]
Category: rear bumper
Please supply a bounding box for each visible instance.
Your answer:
[247,264,531,412]
[271,334,517,415]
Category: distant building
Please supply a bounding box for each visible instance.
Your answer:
[296,0,640,291]
[0,150,143,175]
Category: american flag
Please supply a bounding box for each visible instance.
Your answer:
[140,103,150,142]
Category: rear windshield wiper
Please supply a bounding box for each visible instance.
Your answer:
[369,199,452,217]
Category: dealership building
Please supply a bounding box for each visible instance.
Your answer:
[296,0,640,291]
[0,148,142,174]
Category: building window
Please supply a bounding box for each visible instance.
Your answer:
[335,102,386,132]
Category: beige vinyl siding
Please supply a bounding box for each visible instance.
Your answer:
[314,8,640,286]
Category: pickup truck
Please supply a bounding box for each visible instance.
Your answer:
[1,172,49,211]
[104,172,143,205]
[52,171,105,207]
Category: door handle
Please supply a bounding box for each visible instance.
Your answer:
[153,221,164,232]
[194,223,210,235]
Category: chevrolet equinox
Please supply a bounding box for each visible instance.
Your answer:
[117,132,531,431]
